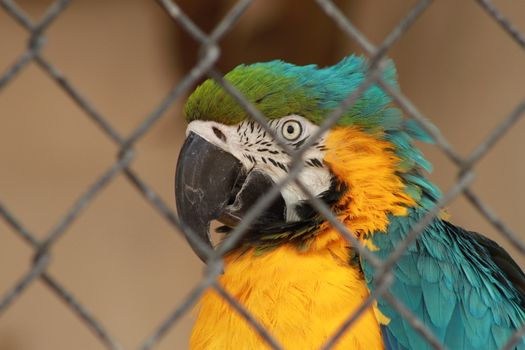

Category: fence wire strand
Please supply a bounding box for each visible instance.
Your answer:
[1,0,524,349]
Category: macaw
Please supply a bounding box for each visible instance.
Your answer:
[175,56,525,350]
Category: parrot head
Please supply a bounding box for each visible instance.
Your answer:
[175,56,440,262]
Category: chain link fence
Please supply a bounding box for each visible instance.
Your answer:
[1,0,524,349]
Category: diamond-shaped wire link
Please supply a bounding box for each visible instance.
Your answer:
[476,0,525,49]
[0,0,70,89]
[459,100,525,257]
[0,204,124,350]
[1,0,525,349]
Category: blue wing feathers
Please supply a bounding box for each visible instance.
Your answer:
[382,325,409,350]
[391,275,423,311]
[467,286,489,318]
[417,255,441,283]
[492,324,515,349]
[404,309,434,350]
[420,277,456,327]
[394,256,421,286]
[444,304,481,350]
[362,208,525,350]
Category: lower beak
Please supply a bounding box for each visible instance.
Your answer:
[175,132,286,263]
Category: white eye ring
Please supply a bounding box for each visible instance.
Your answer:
[281,119,303,141]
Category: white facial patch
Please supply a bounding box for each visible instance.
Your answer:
[186,116,332,221]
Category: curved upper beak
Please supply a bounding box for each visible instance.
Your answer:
[175,132,286,263]
[175,132,243,262]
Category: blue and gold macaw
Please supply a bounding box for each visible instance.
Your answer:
[175,56,525,349]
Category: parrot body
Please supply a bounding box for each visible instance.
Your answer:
[176,56,525,349]
[191,231,382,349]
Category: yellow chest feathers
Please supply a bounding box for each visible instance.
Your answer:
[190,233,383,350]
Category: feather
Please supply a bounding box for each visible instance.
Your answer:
[363,209,525,350]
[421,277,456,327]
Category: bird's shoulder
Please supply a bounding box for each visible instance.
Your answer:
[361,209,525,350]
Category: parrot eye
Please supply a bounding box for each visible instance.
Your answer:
[281,120,303,141]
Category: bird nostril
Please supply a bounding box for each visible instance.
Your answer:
[212,127,227,142]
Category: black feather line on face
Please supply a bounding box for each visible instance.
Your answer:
[294,178,347,220]
[292,138,307,148]
[216,177,348,249]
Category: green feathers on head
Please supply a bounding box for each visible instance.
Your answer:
[185,55,405,130]
[185,55,435,142]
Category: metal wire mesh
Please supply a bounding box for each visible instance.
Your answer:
[1,0,524,349]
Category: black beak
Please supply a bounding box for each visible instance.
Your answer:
[175,132,286,263]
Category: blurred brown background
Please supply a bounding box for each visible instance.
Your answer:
[0,0,524,349]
